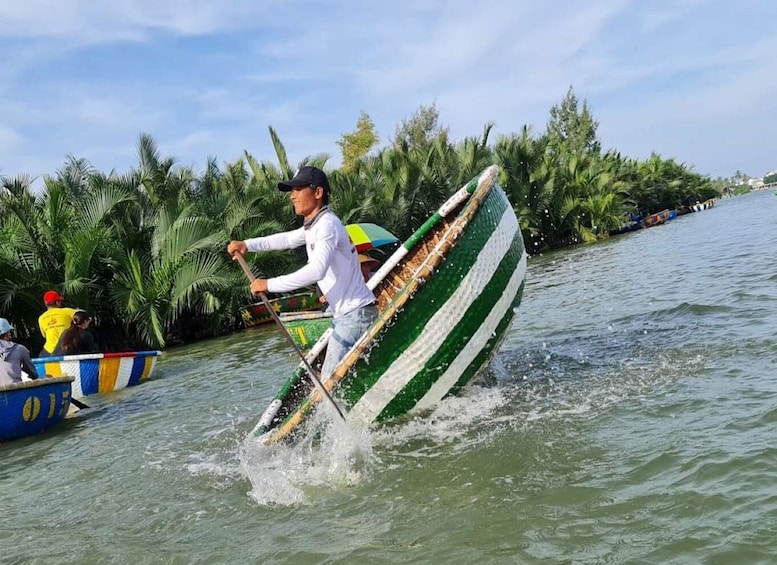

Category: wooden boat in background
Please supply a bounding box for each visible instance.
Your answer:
[642,209,671,228]
[612,208,676,234]
[32,351,161,399]
[239,291,322,328]
[0,376,74,442]
[253,165,528,445]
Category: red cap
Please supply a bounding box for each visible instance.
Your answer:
[43,290,65,304]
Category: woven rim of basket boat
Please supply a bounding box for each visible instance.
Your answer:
[0,375,74,392]
[297,166,498,412]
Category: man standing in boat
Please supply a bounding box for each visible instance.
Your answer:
[227,166,377,379]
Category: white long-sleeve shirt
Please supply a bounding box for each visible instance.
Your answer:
[244,209,375,319]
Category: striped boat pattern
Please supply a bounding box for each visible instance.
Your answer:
[690,199,715,212]
[280,311,333,350]
[32,351,161,399]
[347,180,526,423]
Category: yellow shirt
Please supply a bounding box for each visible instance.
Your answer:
[38,307,77,354]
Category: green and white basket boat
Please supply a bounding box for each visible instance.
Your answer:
[253,165,527,444]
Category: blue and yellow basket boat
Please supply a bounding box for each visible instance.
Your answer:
[32,351,161,399]
[0,376,75,442]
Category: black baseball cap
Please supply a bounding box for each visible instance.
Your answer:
[278,166,330,193]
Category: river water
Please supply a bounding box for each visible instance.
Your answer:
[2,189,776,564]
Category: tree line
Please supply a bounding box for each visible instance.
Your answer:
[1,87,720,352]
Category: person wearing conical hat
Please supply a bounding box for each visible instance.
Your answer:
[37,290,76,357]
[0,318,39,386]
[358,254,380,283]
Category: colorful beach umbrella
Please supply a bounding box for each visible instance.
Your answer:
[345,223,399,253]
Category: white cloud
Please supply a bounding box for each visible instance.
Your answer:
[0,1,282,40]
[0,125,23,155]
[1,0,775,183]
[598,36,777,176]
[637,0,711,33]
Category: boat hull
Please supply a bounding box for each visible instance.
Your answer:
[345,183,525,423]
[0,377,74,442]
[239,291,322,328]
[280,311,333,350]
[690,198,715,212]
[32,351,161,399]
[255,165,527,443]
[643,209,670,227]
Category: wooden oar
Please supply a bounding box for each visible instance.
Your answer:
[71,397,89,410]
[232,253,346,422]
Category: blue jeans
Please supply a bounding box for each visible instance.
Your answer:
[320,303,377,381]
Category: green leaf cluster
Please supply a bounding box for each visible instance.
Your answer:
[1,89,720,350]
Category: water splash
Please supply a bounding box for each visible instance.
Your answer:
[239,409,376,507]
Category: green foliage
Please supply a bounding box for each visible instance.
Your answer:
[733,184,752,195]
[764,173,777,184]
[393,102,449,150]
[547,86,601,156]
[337,111,379,173]
[1,89,722,350]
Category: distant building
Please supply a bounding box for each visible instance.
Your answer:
[748,178,765,189]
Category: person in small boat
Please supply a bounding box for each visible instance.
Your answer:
[37,290,76,357]
[358,254,380,283]
[228,166,377,379]
[52,310,97,356]
[0,318,40,386]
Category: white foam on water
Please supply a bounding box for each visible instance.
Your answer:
[185,450,244,491]
[487,350,692,431]
[234,381,517,507]
[370,385,511,454]
[239,408,376,507]
[208,345,692,509]
[236,385,514,506]
[236,347,688,507]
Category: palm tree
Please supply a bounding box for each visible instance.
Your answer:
[0,174,76,345]
[453,122,495,185]
[572,158,630,241]
[136,133,197,212]
[358,139,450,240]
[494,128,552,251]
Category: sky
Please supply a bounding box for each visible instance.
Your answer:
[1,0,775,186]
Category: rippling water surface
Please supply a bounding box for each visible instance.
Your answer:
[3,190,776,564]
